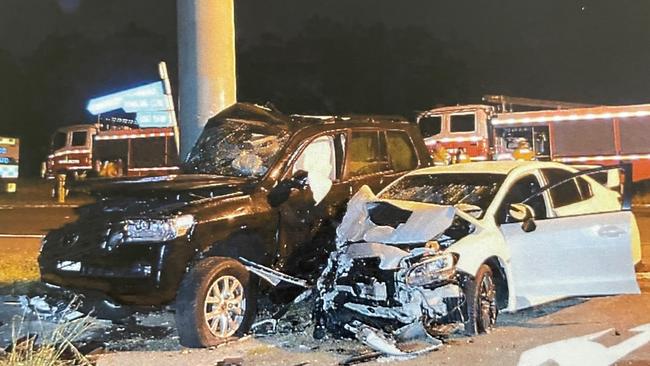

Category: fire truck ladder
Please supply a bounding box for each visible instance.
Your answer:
[483,94,599,112]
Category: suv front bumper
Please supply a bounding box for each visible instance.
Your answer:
[38,238,191,306]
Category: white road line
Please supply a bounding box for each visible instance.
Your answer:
[0,234,45,238]
[0,204,79,209]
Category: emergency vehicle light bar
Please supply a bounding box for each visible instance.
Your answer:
[493,110,650,125]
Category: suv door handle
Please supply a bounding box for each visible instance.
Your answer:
[598,226,625,238]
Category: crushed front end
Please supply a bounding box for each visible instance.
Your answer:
[241,184,476,356]
[314,241,465,342]
[308,185,477,354]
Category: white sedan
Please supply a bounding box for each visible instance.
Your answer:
[330,160,640,336]
[245,160,640,352]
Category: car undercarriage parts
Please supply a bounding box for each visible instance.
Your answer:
[345,322,442,357]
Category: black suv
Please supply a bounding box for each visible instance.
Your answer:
[38,103,432,347]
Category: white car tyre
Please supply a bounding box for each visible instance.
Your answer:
[464,264,498,335]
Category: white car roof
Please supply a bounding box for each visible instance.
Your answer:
[407,161,577,176]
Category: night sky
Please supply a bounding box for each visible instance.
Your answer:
[1,0,649,174]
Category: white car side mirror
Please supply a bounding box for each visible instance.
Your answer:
[509,203,536,232]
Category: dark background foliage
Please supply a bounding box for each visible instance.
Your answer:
[1,0,649,175]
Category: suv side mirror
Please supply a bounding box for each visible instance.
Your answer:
[267,170,309,207]
[509,203,536,232]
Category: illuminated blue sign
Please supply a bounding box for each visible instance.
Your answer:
[123,95,172,113]
[136,111,175,128]
[0,157,9,164]
[86,81,176,128]
[87,81,165,115]
[0,147,6,154]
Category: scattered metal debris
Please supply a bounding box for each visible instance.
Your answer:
[15,294,85,323]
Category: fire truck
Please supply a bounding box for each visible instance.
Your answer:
[418,95,650,181]
[44,61,180,180]
[44,118,179,179]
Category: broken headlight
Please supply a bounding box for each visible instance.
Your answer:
[405,253,455,287]
[124,214,194,243]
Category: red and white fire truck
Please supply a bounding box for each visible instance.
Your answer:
[43,118,179,179]
[418,96,650,181]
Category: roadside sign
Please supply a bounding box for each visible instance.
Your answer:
[86,80,176,129]
[122,95,172,113]
[85,61,178,154]
[87,81,165,115]
[0,136,19,179]
[136,111,175,127]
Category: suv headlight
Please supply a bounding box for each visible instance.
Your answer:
[124,214,194,243]
[405,252,455,287]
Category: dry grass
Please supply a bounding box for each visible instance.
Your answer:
[0,178,93,207]
[0,248,39,285]
[0,314,94,366]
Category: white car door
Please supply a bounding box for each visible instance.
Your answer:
[499,169,639,310]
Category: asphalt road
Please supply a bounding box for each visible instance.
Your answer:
[1,206,650,365]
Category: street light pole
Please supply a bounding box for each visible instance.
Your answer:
[177,0,237,159]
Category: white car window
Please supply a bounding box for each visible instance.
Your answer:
[542,168,620,217]
[497,174,547,224]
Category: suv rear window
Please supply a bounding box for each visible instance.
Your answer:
[386,131,417,172]
[419,115,442,138]
[450,114,475,133]
[347,131,388,177]
[542,168,582,208]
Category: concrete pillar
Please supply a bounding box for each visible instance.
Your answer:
[177,0,237,159]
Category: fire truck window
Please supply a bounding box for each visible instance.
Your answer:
[498,174,546,224]
[419,116,442,138]
[132,137,166,167]
[386,131,417,172]
[450,114,475,133]
[347,131,389,177]
[542,168,582,208]
[577,177,594,199]
[52,132,67,149]
[71,131,87,146]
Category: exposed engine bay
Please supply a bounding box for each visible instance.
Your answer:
[243,185,476,357]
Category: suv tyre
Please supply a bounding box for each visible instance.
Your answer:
[175,257,257,347]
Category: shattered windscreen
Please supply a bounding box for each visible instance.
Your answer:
[379,173,506,217]
[183,119,290,177]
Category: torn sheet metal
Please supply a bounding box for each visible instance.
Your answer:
[16,295,85,323]
[335,185,377,245]
[336,185,456,245]
[239,257,311,288]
